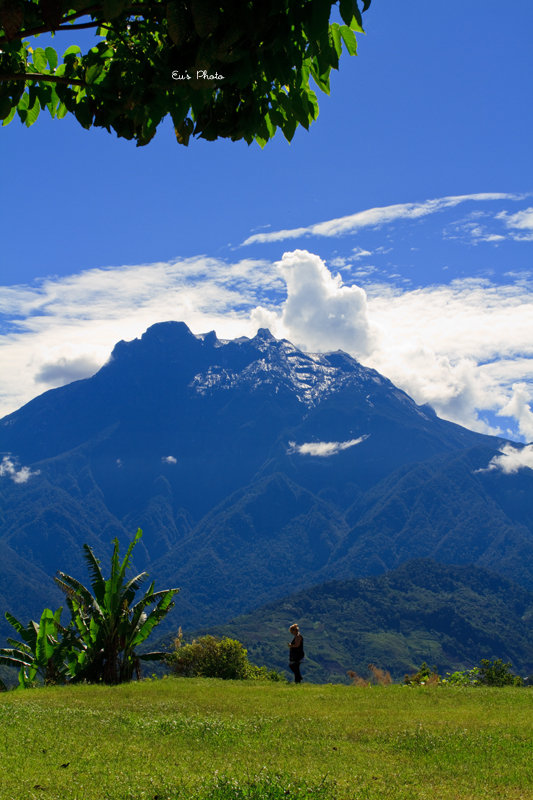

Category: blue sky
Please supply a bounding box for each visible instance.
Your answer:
[1,0,532,447]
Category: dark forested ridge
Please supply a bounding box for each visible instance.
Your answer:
[0,322,532,652]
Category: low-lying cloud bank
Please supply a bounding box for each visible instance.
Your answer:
[0,456,40,483]
[288,436,369,457]
[479,444,533,474]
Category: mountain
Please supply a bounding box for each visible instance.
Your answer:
[207,559,533,683]
[0,321,532,644]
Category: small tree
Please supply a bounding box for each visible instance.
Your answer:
[55,528,179,684]
[477,659,522,687]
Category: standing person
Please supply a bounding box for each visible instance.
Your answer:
[288,623,304,683]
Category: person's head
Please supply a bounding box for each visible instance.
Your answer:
[289,624,299,635]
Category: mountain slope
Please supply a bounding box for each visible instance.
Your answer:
[0,321,531,642]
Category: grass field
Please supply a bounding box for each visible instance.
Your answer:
[0,678,532,800]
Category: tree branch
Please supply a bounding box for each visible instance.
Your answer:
[0,3,163,45]
[0,6,100,44]
[0,72,87,87]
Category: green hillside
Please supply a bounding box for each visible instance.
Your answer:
[207,559,533,683]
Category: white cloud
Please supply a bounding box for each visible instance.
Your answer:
[481,444,533,474]
[0,456,40,483]
[241,193,522,245]
[497,208,533,240]
[162,456,178,464]
[288,436,369,457]
[250,253,533,438]
[352,247,372,260]
[497,383,533,441]
[251,250,376,358]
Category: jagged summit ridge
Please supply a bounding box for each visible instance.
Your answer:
[106,321,413,412]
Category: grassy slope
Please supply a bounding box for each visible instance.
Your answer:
[1,679,532,800]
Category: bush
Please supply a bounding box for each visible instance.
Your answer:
[477,658,523,687]
[167,634,284,681]
[442,659,523,687]
[404,662,440,686]
[442,667,480,686]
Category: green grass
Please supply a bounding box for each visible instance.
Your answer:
[0,678,532,800]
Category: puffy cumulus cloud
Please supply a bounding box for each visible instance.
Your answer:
[162,456,178,464]
[498,383,533,442]
[481,444,533,474]
[288,436,369,457]
[0,456,40,484]
[252,250,376,358]
[241,193,522,245]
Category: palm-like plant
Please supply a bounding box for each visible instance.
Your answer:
[55,528,179,684]
[0,607,78,687]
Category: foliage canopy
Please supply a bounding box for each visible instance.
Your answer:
[0,0,371,146]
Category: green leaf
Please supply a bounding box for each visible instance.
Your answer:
[1,105,17,126]
[33,48,48,72]
[86,63,104,84]
[16,92,29,112]
[340,25,358,56]
[45,46,58,70]
[264,112,276,139]
[46,86,60,118]
[63,45,82,59]
[330,23,343,59]
[310,62,331,95]
[25,99,40,127]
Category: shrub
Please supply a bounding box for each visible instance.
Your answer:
[404,662,440,686]
[167,634,284,681]
[441,659,523,687]
[477,658,523,687]
[442,667,480,686]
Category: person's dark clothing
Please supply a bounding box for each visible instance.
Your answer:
[289,660,302,683]
[289,635,304,683]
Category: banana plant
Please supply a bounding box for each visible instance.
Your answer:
[55,528,179,684]
[0,607,78,687]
